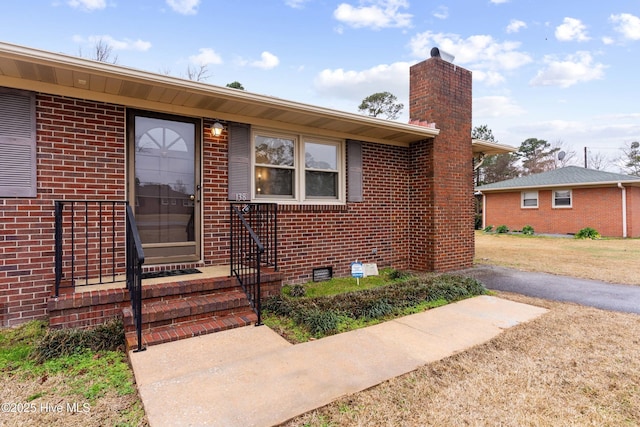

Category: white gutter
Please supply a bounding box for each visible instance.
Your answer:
[478,180,640,192]
[618,183,627,238]
[479,191,486,229]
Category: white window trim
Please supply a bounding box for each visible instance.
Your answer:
[552,189,572,208]
[521,191,538,209]
[251,128,346,204]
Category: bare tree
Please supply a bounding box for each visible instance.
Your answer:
[588,151,611,170]
[618,141,640,176]
[551,139,577,168]
[185,64,210,82]
[79,38,118,64]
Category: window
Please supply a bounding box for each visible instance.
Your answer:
[521,191,538,208]
[553,189,572,208]
[0,88,36,197]
[252,130,344,203]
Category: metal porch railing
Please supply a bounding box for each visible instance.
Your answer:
[125,205,145,352]
[54,200,129,295]
[54,200,146,351]
[230,203,278,325]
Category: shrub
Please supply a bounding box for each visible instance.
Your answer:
[264,274,488,339]
[483,225,494,233]
[289,284,306,297]
[301,308,341,335]
[32,318,124,363]
[521,225,534,235]
[576,227,601,240]
[388,269,410,280]
[496,225,509,234]
[474,214,483,230]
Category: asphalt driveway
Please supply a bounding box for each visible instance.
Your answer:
[463,265,640,315]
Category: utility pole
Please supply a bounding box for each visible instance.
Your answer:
[584,146,587,168]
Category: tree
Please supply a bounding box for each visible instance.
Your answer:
[358,92,403,120]
[551,139,577,169]
[518,138,559,175]
[588,151,611,170]
[186,64,210,82]
[226,81,245,90]
[79,38,118,64]
[618,141,640,176]
[472,125,520,185]
[471,124,496,142]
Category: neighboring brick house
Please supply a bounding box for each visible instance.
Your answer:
[476,166,640,238]
[0,41,475,330]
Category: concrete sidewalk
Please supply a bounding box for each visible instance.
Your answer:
[129,296,548,427]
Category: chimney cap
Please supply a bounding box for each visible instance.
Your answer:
[430,47,455,63]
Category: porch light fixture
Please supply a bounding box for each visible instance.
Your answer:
[211,122,224,137]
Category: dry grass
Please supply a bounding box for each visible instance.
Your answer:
[282,233,640,426]
[0,372,146,427]
[284,294,640,427]
[475,232,640,285]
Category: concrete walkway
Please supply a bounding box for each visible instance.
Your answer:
[129,296,547,427]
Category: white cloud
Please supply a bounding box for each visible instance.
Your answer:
[506,19,527,34]
[166,0,200,15]
[251,52,280,69]
[474,96,525,119]
[529,51,606,88]
[285,0,309,8]
[602,36,615,45]
[333,0,412,30]
[555,17,590,42]
[75,35,152,51]
[610,13,640,41]
[189,48,222,65]
[67,0,106,11]
[409,31,532,85]
[433,6,448,20]
[489,0,509,4]
[314,61,410,104]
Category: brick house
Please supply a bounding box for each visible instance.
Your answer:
[0,42,475,346]
[477,166,640,238]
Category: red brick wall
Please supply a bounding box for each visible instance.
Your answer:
[0,95,126,326]
[484,186,640,237]
[276,143,411,284]
[409,57,474,271]
[2,54,475,326]
[628,187,640,238]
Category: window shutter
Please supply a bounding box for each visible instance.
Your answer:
[347,140,363,202]
[227,122,251,201]
[0,89,36,198]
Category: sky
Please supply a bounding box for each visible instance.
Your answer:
[1,0,640,171]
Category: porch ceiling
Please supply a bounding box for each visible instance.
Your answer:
[0,42,439,146]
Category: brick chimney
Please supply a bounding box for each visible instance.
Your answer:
[408,53,474,271]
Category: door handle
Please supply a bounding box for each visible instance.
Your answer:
[189,194,196,201]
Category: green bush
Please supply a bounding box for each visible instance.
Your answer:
[301,308,341,335]
[483,225,494,233]
[496,225,509,234]
[264,274,488,338]
[575,227,601,240]
[474,214,483,230]
[289,284,307,297]
[521,225,534,235]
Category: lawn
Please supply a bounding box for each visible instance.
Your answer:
[3,233,640,426]
[475,231,640,285]
[283,233,640,426]
[0,320,147,427]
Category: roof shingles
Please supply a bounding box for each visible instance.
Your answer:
[476,166,640,191]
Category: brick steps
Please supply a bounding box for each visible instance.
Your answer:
[123,287,258,350]
[124,306,257,350]
[48,267,283,350]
